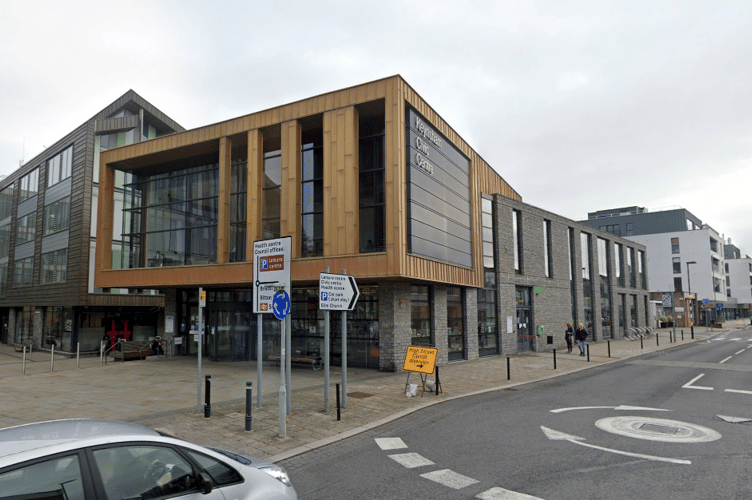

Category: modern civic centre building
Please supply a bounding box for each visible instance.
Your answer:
[94,76,649,371]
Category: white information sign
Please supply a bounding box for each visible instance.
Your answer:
[253,237,292,314]
[319,273,360,311]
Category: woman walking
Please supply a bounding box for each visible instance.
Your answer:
[565,323,574,353]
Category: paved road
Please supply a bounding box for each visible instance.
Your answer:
[284,326,752,499]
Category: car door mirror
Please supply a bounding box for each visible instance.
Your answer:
[197,471,213,494]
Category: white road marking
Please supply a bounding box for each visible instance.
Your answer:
[540,426,692,464]
[720,356,733,364]
[550,405,669,413]
[375,437,407,450]
[477,486,545,499]
[420,469,479,489]
[735,349,745,355]
[682,373,713,390]
[388,452,434,468]
[725,389,752,395]
[717,415,752,423]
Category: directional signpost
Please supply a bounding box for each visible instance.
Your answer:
[253,237,291,437]
[319,271,359,410]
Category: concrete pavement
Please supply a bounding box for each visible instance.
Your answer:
[0,321,747,464]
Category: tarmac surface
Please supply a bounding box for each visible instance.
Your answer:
[0,321,747,464]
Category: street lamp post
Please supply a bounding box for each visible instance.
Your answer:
[686,261,697,335]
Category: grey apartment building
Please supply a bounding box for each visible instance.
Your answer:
[0,91,182,352]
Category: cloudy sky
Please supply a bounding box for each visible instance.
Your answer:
[1,0,750,253]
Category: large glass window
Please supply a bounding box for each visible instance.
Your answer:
[0,223,10,259]
[359,112,385,253]
[16,212,36,243]
[0,263,7,297]
[600,281,611,337]
[544,220,552,277]
[263,150,281,240]
[0,185,13,220]
[46,145,73,187]
[615,243,624,286]
[627,247,636,287]
[478,288,497,356]
[13,257,33,287]
[513,209,522,273]
[671,237,680,254]
[44,306,73,349]
[447,287,465,361]
[230,158,247,262]
[674,277,683,292]
[411,285,431,346]
[597,237,608,277]
[581,233,593,328]
[121,161,219,268]
[19,168,39,201]
[638,250,647,289]
[41,248,67,284]
[43,196,70,235]
[301,127,324,257]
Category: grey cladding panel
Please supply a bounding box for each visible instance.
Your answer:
[42,231,69,254]
[14,241,34,260]
[45,178,72,205]
[17,197,37,218]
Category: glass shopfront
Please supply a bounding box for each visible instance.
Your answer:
[447,287,465,361]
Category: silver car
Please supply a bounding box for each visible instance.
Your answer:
[0,419,298,500]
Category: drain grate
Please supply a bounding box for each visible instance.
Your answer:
[639,423,679,434]
[347,392,374,399]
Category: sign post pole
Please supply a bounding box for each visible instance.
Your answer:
[323,267,330,412]
[341,269,347,409]
[256,313,262,408]
[197,287,205,413]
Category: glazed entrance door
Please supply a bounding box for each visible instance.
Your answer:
[516,287,534,351]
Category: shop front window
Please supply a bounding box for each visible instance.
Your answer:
[447,287,465,361]
[411,285,431,346]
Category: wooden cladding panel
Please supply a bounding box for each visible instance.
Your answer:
[384,78,406,278]
[281,120,301,258]
[323,107,359,257]
[247,129,263,255]
[217,137,232,264]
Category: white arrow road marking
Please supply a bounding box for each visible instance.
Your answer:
[725,389,752,395]
[550,405,670,413]
[720,356,733,364]
[375,437,407,450]
[420,469,479,489]
[682,374,713,390]
[717,415,752,423]
[540,426,692,465]
[477,487,545,499]
[388,452,434,468]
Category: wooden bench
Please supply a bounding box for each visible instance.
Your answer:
[110,340,155,361]
[268,355,322,370]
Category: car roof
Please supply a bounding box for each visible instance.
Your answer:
[0,419,161,461]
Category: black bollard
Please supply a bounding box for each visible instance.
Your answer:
[507,356,511,380]
[245,382,253,431]
[640,335,643,349]
[204,375,211,418]
[607,340,611,358]
[656,334,659,347]
[691,325,694,339]
[336,383,341,421]
[587,344,590,362]
[681,329,684,341]
[435,366,440,395]
[553,349,557,370]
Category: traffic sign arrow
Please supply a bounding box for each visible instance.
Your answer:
[319,272,360,311]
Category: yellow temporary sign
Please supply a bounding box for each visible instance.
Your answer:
[402,345,438,375]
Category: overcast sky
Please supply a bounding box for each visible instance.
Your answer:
[1,0,750,254]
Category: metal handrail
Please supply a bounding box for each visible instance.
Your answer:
[102,339,125,365]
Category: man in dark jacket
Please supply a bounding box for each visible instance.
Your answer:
[575,323,588,356]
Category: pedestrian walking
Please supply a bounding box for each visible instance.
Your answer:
[565,323,574,353]
[575,323,588,356]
